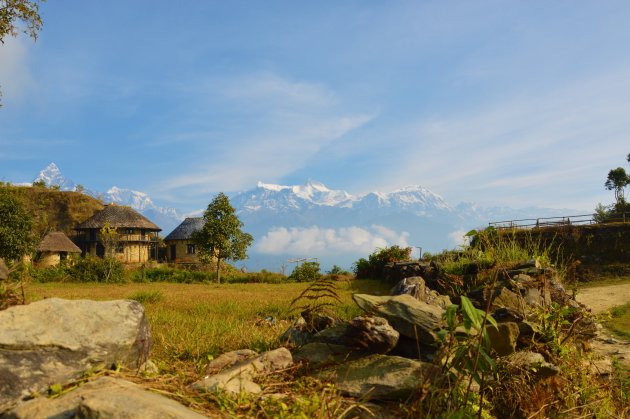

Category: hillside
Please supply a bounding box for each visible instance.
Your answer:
[1,185,104,239]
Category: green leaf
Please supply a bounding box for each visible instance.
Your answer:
[461,296,482,330]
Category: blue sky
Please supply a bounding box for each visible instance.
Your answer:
[1,1,630,213]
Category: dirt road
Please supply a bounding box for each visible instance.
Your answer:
[576,283,630,313]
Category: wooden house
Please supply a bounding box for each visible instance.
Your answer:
[36,231,82,267]
[75,204,161,263]
[164,217,205,263]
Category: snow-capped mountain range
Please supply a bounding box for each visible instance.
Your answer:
[26,163,575,269]
[232,181,453,215]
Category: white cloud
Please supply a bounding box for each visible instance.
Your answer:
[255,224,410,256]
[448,230,468,248]
[0,37,34,103]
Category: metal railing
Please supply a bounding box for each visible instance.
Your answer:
[488,212,630,230]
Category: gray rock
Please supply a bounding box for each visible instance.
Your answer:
[502,351,559,378]
[313,316,399,353]
[191,347,293,395]
[353,294,444,345]
[205,349,258,375]
[293,343,367,369]
[391,277,452,309]
[0,298,151,410]
[486,322,520,356]
[315,354,438,400]
[4,376,206,418]
[279,317,313,347]
[491,287,528,319]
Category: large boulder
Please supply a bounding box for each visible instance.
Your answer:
[0,298,151,410]
[315,354,438,400]
[4,376,207,418]
[353,294,444,345]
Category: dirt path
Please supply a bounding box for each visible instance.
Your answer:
[575,283,630,370]
[576,283,630,314]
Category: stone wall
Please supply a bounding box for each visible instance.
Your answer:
[509,222,630,264]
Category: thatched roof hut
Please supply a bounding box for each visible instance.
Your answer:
[76,205,161,231]
[164,217,204,241]
[0,259,8,280]
[37,232,81,254]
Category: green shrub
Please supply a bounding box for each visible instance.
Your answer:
[70,256,126,283]
[30,265,70,283]
[353,245,412,279]
[289,261,321,282]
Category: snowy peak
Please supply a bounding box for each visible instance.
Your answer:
[233,181,452,215]
[33,162,76,191]
[236,180,354,212]
[106,186,154,212]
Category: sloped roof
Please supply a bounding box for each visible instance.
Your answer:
[164,217,204,241]
[76,204,161,231]
[38,232,82,253]
[0,258,8,280]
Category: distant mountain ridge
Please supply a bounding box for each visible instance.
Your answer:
[25,163,577,270]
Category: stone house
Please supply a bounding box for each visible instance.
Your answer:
[36,232,82,267]
[164,217,205,263]
[75,205,161,263]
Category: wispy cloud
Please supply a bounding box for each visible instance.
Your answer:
[371,66,630,209]
[154,73,374,197]
[256,224,409,256]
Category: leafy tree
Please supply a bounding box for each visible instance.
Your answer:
[193,193,253,283]
[353,245,412,279]
[605,167,630,205]
[0,0,45,107]
[289,261,321,282]
[0,189,34,261]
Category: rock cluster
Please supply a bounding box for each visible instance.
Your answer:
[269,259,601,402]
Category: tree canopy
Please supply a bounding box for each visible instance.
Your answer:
[0,0,44,106]
[193,193,253,283]
[605,167,630,205]
[0,189,35,261]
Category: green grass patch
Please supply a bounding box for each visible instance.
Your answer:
[127,290,164,304]
[579,275,630,289]
[606,302,630,340]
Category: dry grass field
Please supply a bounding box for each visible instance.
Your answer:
[25,280,390,371]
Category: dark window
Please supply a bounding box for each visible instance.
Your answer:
[187,244,196,254]
[116,243,124,253]
[126,228,134,235]
[89,230,97,241]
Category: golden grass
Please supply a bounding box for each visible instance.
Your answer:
[25,280,390,369]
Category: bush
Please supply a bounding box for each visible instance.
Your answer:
[29,265,70,283]
[353,245,412,279]
[289,261,321,282]
[70,256,126,283]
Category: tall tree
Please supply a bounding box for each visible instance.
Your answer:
[193,193,253,283]
[0,189,34,261]
[0,0,45,107]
